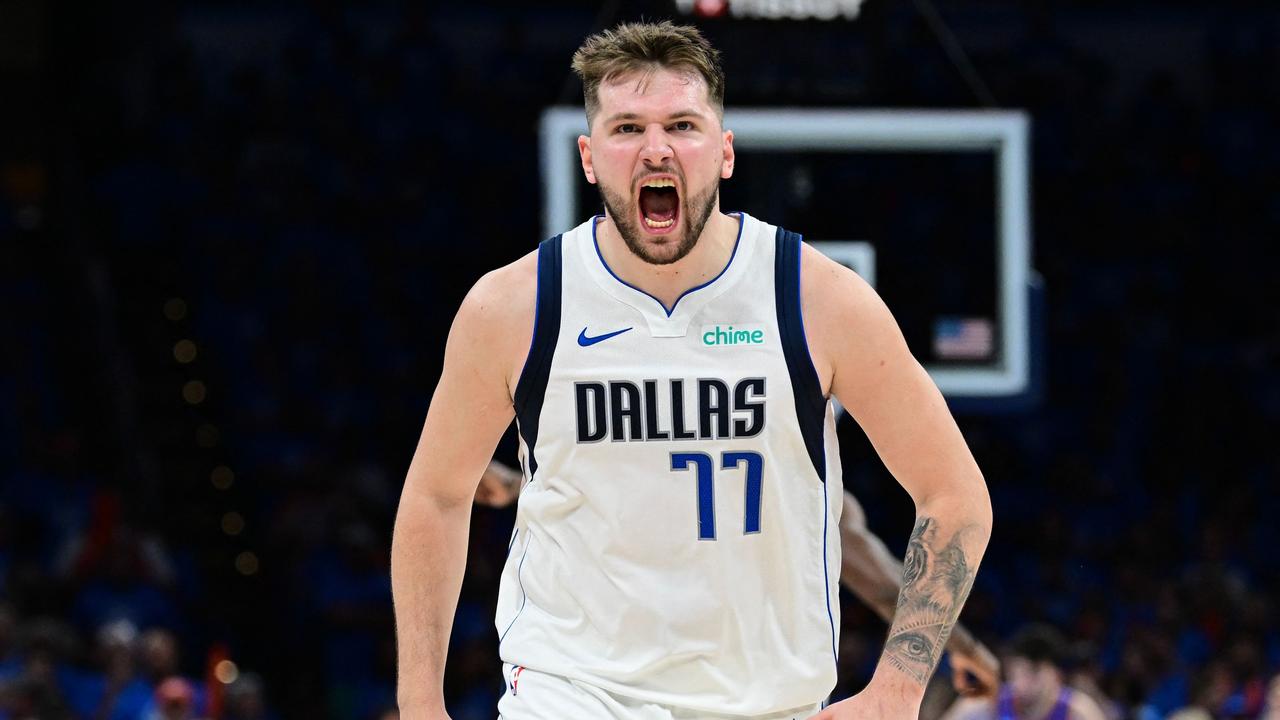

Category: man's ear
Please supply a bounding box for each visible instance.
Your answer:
[721,128,735,179]
[578,135,596,185]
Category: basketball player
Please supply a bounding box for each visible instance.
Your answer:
[939,625,1107,720]
[391,21,992,720]
[475,460,1001,698]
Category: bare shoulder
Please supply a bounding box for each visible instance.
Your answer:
[451,250,539,396]
[798,242,910,397]
[461,250,537,318]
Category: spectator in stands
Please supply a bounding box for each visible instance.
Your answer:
[1261,673,1280,720]
[139,628,181,685]
[137,629,209,719]
[941,624,1109,720]
[0,618,74,720]
[147,676,202,720]
[59,619,152,720]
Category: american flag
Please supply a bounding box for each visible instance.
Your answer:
[933,317,994,360]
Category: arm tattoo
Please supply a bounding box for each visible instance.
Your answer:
[882,516,979,685]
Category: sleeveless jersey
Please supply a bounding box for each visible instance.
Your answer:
[495,212,843,715]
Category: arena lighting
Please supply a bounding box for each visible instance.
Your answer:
[673,0,867,20]
[235,551,259,576]
[163,298,187,321]
[173,339,197,364]
[221,512,245,537]
[214,660,240,684]
[211,465,234,490]
[182,380,207,405]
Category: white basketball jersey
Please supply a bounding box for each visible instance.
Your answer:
[496,212,843,716]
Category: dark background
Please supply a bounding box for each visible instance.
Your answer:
[1,1,1277,719]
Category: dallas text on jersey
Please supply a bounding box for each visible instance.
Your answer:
[574,377,767,443]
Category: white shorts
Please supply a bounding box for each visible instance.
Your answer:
[496,663,825,720]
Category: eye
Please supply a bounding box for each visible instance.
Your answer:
[616,123,640,134]
[887,632,934,663]
[670,121,695,132]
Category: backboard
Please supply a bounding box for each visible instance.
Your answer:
[540,108,1036,401]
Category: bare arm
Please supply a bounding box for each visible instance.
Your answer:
[1069,690,1110,720]
[840,490,999,696]
[391,255,535,717]
[474,460,523,508]
[837,489,902,619]
[805,247,993,718]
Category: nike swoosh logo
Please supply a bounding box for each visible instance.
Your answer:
[578,327,632,346]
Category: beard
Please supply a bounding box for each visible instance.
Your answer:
[599,176,720,266]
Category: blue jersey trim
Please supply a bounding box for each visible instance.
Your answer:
[591,212,745,317]
[513,234,563,478]
[822,485,839,670]
[774,228,827,480]
[498,536,532,645]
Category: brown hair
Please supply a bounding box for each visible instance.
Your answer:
[570,21,725,125]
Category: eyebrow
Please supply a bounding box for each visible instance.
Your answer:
[604,110,705,124]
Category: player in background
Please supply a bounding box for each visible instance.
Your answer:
[939,624,1108,720]
[476,460,1001,698]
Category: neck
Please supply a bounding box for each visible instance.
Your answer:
[595,209,741,311]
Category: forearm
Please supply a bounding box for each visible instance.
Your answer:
[844,499,983,655]
[841,528,983,656]
[869,490,992,703]
[391,491,473,715]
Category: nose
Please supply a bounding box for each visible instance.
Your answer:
[639,124,673,167]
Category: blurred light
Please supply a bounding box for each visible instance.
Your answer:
[211,465,234,490]
[196,424,220,448]
[693,0,728,18]
[221,512,245,536]
[183,380,206,405]
[235,551,259,576]
[173,339,197,364]
[214,660,239,684]
[163,298,188,321]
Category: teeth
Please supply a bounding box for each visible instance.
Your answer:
[644,217,675,228]
[641,178,676,188]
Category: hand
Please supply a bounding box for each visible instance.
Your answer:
[807,685,921,720]
[473,461,521,508]
[948,641,1000,699]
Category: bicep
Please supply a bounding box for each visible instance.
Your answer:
[836,338,977,505]
[808,250,982,505]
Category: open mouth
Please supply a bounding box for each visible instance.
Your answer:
[638,177,680,234]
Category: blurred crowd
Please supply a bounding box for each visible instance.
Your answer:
[2,1,1278,719]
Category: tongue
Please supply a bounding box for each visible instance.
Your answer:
[640,187,678,221]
